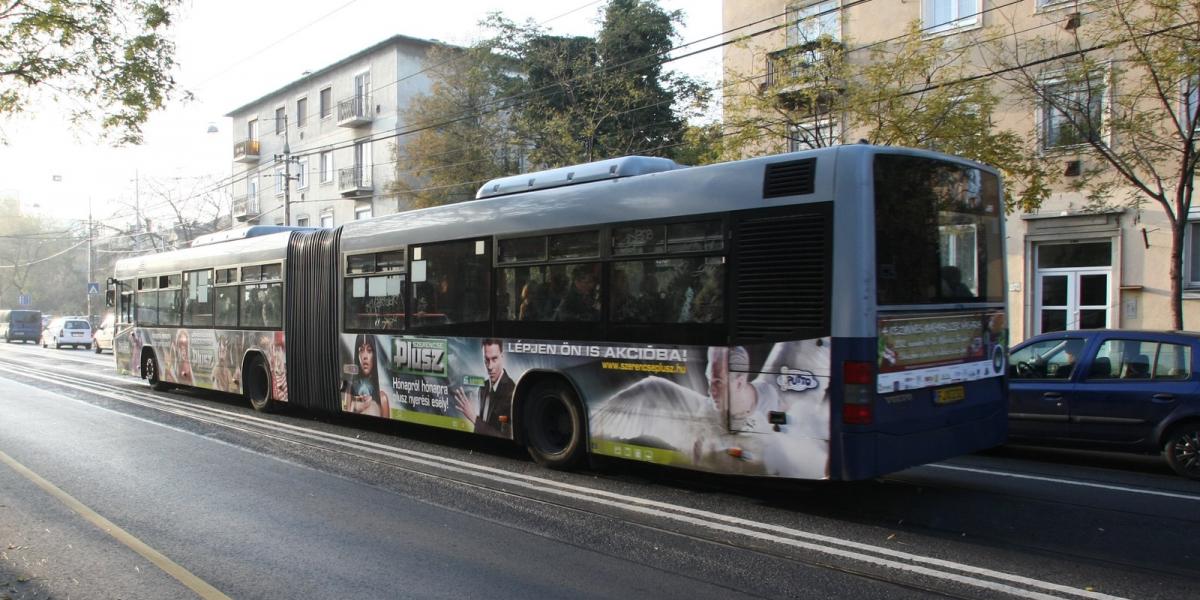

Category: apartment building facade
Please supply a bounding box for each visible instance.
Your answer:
[225,35,438,229]
[723,0,1199,342]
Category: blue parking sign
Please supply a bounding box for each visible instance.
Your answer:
[18,293,30,306]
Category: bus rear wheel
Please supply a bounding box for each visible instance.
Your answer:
[143,353,171,392]
[523,380,586,469]
[244,355,275,413]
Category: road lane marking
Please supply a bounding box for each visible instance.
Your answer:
[927,464,1200,502]
[0,449,233,600]
[0,362,1130,600]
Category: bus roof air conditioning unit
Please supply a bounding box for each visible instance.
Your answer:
[475,156,682,199]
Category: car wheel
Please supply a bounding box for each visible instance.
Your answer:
[1164,424,1200,480]
[143,353,171,392]
[94,343,102,354]
[54,339,60,349]
[522,379,586,469]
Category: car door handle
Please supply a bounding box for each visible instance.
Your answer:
[1152,393,1176,403]
[1041,392,1062,399]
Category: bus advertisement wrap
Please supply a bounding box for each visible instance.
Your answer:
[339,334,833,479]
[117,328,288,402]
[876,311,1007,393]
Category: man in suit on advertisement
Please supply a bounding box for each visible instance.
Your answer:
[454,338,514,438]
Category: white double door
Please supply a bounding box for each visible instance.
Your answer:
[1035,268,1111,333]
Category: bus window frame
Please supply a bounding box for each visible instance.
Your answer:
[493,216,730,346]
[344,248,408,334]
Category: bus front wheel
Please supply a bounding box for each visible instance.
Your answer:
[523,380,586,469]
[245,355,275,413]
[143,353,171,392]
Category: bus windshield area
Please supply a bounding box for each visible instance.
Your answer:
[873,154,1003,305]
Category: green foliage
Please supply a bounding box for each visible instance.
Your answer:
[395,1,708,206]
[0,0,182,144]
[724,22,1052,213]
[987,0,1199,327]
[0,197,87,316]
[390,43,523,208]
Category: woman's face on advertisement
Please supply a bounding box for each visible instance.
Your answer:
[358,341,374,375]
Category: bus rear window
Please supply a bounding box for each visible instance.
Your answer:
[874,155,1003,305]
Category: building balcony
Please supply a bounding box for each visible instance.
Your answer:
[760,41,845,93]
[338,166,372,196]
[232,196,260,221]
[337,94,372,127]
[233,139,261,163]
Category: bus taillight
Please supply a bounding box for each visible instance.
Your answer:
[842,361,874,425]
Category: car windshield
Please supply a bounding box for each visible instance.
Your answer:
[65,320,90,329]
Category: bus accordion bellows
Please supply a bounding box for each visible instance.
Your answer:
[109,145,1008,480]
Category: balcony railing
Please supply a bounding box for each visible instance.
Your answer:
[337,165,372,196]
[337,94,372,127]
[761,41,844,91]
[232,196,260,221]
[233,139,261,163]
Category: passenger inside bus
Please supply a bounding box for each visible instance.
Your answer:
[553,266,600,321]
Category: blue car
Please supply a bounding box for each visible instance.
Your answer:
[1008,329,1200,479]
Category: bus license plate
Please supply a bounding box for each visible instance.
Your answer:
[935,386,965,405]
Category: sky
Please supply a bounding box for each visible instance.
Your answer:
[0,0,722,228]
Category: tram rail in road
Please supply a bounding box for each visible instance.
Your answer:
[0,350,1170,600]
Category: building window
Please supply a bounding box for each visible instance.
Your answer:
[296,97,308,128]
[923,0,980,33]
[320,87,332,119]
[1041,72,1106,150]
[247,118,259,141]
[1184,75,1199,132]
[297,158,309,189]
[787,1,840,46]
[247,177,258,199]
[788,117,839,152]
[297,217,309,227]
[355,206,372,220]
[321,211,334,228]
[1187,222,1200,289]
[320,151,333,183]
[275,166,285,195]
[275,107,286,134]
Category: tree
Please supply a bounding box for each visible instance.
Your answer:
[394,1,708,207]
[390,43,524,208]
[986,0,1199,329]
[722,23,1051,210]
[0,0,183,144]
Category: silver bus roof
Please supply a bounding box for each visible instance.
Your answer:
[475,156,683,199]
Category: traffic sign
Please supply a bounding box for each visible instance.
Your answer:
[87,282,101,295]
[18,293,31,306]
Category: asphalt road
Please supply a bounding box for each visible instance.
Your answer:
[0,342,1196,599]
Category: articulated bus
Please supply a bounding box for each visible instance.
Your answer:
[109,145,1008,480]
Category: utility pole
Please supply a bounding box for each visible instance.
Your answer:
[273,115,299,226]
[87,198,94,324]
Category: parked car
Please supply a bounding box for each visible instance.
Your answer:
[41,317,93,350]
[92,313,115,354]
[0,309,43,343]
[1008,329,1200,479]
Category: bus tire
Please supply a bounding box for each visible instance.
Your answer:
[143,352,171,392]
[244,355,275,413]
[522,379,586,469]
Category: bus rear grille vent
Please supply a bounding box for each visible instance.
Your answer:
[762,158,816,199]
[733,205,830,342]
